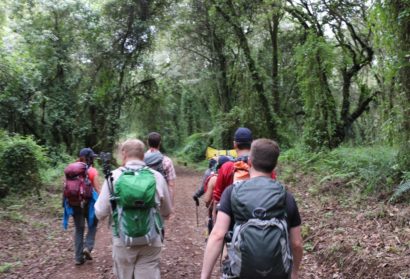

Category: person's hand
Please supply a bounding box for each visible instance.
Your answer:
[193,195,199,206]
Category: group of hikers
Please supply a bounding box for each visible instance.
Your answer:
[62,128,303,279]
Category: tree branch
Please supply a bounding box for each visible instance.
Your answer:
[179,46,213,63]
[348,91,380,125]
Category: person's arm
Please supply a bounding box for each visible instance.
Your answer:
[164,157,177,207]
[193,169,211,199]
[156,173,172,218]
[92,172,101,194]
[212,164,227,202]
[203,176,217,207]
[167,179,175,207]
[289,226,303,279]
[201,211,231,279]
[94,178,111,220]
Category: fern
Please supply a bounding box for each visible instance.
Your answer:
[390,180,410,203]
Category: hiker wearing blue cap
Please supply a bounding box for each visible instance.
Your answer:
[233,127,253,143]
[212,128,277,222]
[63,147,100,265]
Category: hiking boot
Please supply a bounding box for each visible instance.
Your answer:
[75,258,85,265]
[83,248,92,261]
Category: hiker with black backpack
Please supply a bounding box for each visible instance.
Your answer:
[94,139,172,279]
[201,139,303,279]
[63,148,101,265]
[144,132,176,207]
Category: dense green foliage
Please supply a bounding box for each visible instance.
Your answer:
[0,0,173,153]
[0,133,47,198]
[281,146,398,193]
[295,33,336,150]
[0,0,408,200]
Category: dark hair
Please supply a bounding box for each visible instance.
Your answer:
[236,142,251,150]
[78,157,94,165]
[147,132,161,148]
[216,155,231,170]
[249,139,280,173]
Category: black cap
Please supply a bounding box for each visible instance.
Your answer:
[234,127,253,143]
[79,148,97,158]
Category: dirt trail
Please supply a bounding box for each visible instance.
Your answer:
[1,165,409,279]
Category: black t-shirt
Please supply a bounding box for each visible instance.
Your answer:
[218,182,302,229]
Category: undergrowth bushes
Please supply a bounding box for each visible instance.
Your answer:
[0,131,72,199]
[177,132,211,162]
[280,145,406,200]
[41,146,73,187]
[389,173,410,203]
[0,135,48,198]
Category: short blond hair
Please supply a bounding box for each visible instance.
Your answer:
[121,139,145,159]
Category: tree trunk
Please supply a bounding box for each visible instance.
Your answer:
[391,0,410,171]
[268,13,280,115]
[215,1,277,139]
[211,28,231,114]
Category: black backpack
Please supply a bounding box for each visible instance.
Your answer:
[223,177,292,279]
[144,151,167,181]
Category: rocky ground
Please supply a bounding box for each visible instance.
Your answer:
[0,165,409,278]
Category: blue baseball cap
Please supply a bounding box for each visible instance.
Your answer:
[234,127,253,143]
[79,148,97,158]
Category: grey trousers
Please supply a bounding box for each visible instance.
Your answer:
[112,237,162,279]
[72,205,98,262]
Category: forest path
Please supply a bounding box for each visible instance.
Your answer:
[1,165,409,278]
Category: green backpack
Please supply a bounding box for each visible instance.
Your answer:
[113,167,163,246]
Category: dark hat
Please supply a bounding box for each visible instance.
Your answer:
[208,158,217,169]
[217,155,231,170]
[79,148,97,158]
[234,127,253,143]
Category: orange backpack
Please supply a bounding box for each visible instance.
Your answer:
[232,156,250,182]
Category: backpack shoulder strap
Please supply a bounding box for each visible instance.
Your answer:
[121,166,152,173]
[230,180,247,213]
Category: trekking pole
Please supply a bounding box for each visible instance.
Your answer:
[100,152,116,211]
[193,195,199,226]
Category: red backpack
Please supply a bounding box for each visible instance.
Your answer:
[63,162,93,206]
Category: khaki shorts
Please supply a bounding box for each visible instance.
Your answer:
[112,237,162,279]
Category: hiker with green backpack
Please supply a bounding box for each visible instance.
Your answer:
[94,139,172,279]
[201,139,303,279]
